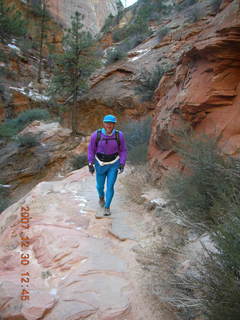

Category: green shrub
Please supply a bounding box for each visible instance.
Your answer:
[202,205,240,320]
[187,5,202,23]
[135,65,170,101]
[0,108,51,138]
[101,9,124,34]
[0,0,27,41]
[0,48,8,63]
[157,26,169,41]
[165,188,240,320]
[127,17,151,37]
[160,127,240,319]
[112,16,151,44]
[0,66,18,80]
[16,37,38,54]
[210,0,222,14]
[121,116,152,164]
[0,183,10,213]
[176,0,198,11]
[101,14,115,33]
[105,47,126,65]
[16,133,39,147]
[0,122,18,137]
[165,127,240,229]
[121,34,146,50]
[136,0,171,21]
[16,108,51,127]
[71,154,88,170]
[112,28,127,42]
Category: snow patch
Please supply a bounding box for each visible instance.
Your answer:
[50,288,57,295]
[128,49,151,62]
[9,86,50,102]
[150,198,167,207]
[8,44,21,54]
[81,258,87,264]
[57,172,64,178]
[78,202,86,207]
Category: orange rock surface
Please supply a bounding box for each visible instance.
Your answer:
[149,0,240,180]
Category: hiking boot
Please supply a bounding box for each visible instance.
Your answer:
[99,197,105,208]
[104,207,111,216]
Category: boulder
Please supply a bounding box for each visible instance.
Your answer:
[0,121,86,207]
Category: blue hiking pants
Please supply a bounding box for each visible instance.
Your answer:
[94,159,120,208]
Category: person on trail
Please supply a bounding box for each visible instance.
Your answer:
[87,114,127,216]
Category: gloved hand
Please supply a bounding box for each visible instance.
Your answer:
[118,164,124,174]
[88,163,95,175]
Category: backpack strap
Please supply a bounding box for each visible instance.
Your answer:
[115,130,121,148]
[95,129,102,147]
[95,129,121,148]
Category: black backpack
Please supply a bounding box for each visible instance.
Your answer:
[95,129,120,147]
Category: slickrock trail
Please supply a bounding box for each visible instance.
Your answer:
[0,167,171,320]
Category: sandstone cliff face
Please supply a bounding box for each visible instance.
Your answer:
[0,121,87,205]
[149,0,240,180]
[76,0,240,178]
[48,0,120,34]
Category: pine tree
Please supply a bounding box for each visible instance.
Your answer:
[49,11,99,135]
[0,0,27,41]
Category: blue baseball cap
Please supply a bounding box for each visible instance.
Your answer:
[103,114,117,123]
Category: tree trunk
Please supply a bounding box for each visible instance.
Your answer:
[37,0,46,83]
[71,80,79,135]
[71,15,80,136]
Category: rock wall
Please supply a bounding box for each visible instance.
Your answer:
[148,0,240,181]
[0,121,86,205]
[47,0,120,34]
[71,0,240,181]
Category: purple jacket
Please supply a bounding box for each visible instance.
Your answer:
[88,129,127,165]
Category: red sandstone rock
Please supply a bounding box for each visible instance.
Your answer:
[0,168,132,320]
[149,0,240,179]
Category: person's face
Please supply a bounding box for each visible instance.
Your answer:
[103,122,115,134]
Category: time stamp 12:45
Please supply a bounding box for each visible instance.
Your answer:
[20,205,31,301]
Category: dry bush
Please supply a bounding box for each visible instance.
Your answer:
[120,164,151,205]
[134,207,195,317]
[156,128,240,320]
[121,117,152,164]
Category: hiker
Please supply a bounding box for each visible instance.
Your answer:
[88,114,127,216]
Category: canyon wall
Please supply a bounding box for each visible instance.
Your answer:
[47,0,120,34]
[149,0,240,181]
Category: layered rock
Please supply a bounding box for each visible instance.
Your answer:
[0,166,169,320]
[0,168,132,320]
[149,0,240,180]
[73,42,162,134]
[72,1,220,133]
[0,121,88,205]
[47,0,120,34]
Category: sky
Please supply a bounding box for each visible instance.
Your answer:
[120,0,138,7]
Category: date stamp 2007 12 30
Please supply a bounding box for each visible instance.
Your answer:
[20,205,31,301]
